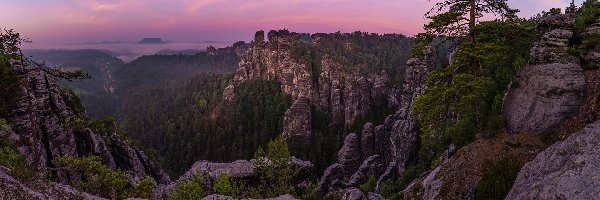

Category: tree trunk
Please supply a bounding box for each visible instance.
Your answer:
[469,0,476,42]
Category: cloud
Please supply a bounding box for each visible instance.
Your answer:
[187,0,225,13]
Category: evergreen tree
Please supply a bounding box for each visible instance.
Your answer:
[425,0,518,40]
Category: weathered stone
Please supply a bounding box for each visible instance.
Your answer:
[342,188,366,200]
[203,194,235,200]
[318,163,343,194]
[223,85,235,100]
[347,155,383,187]
[232,30,405,127]
[282,98,312,147]
[367,192,384,200]
[338,133,361,178]
[4,60,170,186]
[0,168,106,200]
[360,123,375,159]
[507,121,600,200]
[504,63,585,134]
[402,166,443,200]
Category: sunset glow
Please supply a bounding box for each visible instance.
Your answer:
[1,0,581,47]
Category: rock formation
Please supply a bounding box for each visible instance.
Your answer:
[2,60,170,185]
[0,168,105,200]
[228,30,411,146]
[583,18,600,67]
[282,98,311,147]
[318,46,435,195]
[506,120,600,199]
[504,13,585,134]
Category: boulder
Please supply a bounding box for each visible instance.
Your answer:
[506,121,600,199]
[504,13,585,134]
[338,133,362,178]
[282,98,312,147]
[347,155,383,187]
[504,63,585,134]
[342,188,366,200]
[318,163,343,193]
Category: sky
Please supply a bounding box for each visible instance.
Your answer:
[0,0,584,48]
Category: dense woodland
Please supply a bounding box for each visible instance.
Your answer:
[2,0,600,199]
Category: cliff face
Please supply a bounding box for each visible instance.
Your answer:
[504,13,585,134]
[231,30,412,145]
[318,46,436,196]
[2,60,170,185]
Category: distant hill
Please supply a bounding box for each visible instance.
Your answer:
[138,38,165,44]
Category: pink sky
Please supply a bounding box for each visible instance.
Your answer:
[0,0,581,48]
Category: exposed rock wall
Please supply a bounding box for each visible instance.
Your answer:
[507,121,600,199]
[318,46,435,195]
[282,98,311,147]
[230,30,408,146]
[3,60,170,185]
[504,13,585,134]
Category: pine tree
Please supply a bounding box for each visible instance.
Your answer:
[425,0,519,40]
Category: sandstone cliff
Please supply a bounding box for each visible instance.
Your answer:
[228,30,413,146]
[1,59,170,186]
[318,46,436,196]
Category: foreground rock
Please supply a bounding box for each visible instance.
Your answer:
[506,121,600,199]
[504,13,585,134]
[202,194,299,200]
[159,158,313,198]
[3,60,170,185]
[0,168,105,200]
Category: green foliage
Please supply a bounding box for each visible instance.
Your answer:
[0,29,25,115]
[60,88,87,117]
[53,156,129,199]
[574,0,600,37]
[213,173,237,196]
[90,116,117,135]
[122,176,155,199]
[170,174,205,200]
[253,136,301,197]
[476,158,520,200]
[359,176,377,194]
[0,118,7,131]
[425,0,518,38]
[0,135,35,180]
[413,19,536,167]
[122,74,291,176]
[0,136,25,170]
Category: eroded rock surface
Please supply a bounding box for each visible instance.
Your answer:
[507,121,600,200]
[3,60,170,186]
[504,13,585,134]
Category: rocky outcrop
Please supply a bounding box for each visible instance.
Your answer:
[338,133,362,178]
[159,158,312,199]
[318,46,435,195]
[3,60,170,186]
[342,188,365,200]
[181,160,256,180]
[583,18,600,67]
[282,98,311,147]
[0,168,105,200]
[347,155,383,187]
[201,194,299,200]
[506,121,600,199]
[504,13,585,134]
[230,30,410,134]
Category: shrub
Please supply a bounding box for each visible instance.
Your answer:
[359,176,377,194]
[170,174,205,200]
[122,176,155,199]
[53,156,129,199]
[214,173,237,196]
[476,158,520,200]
